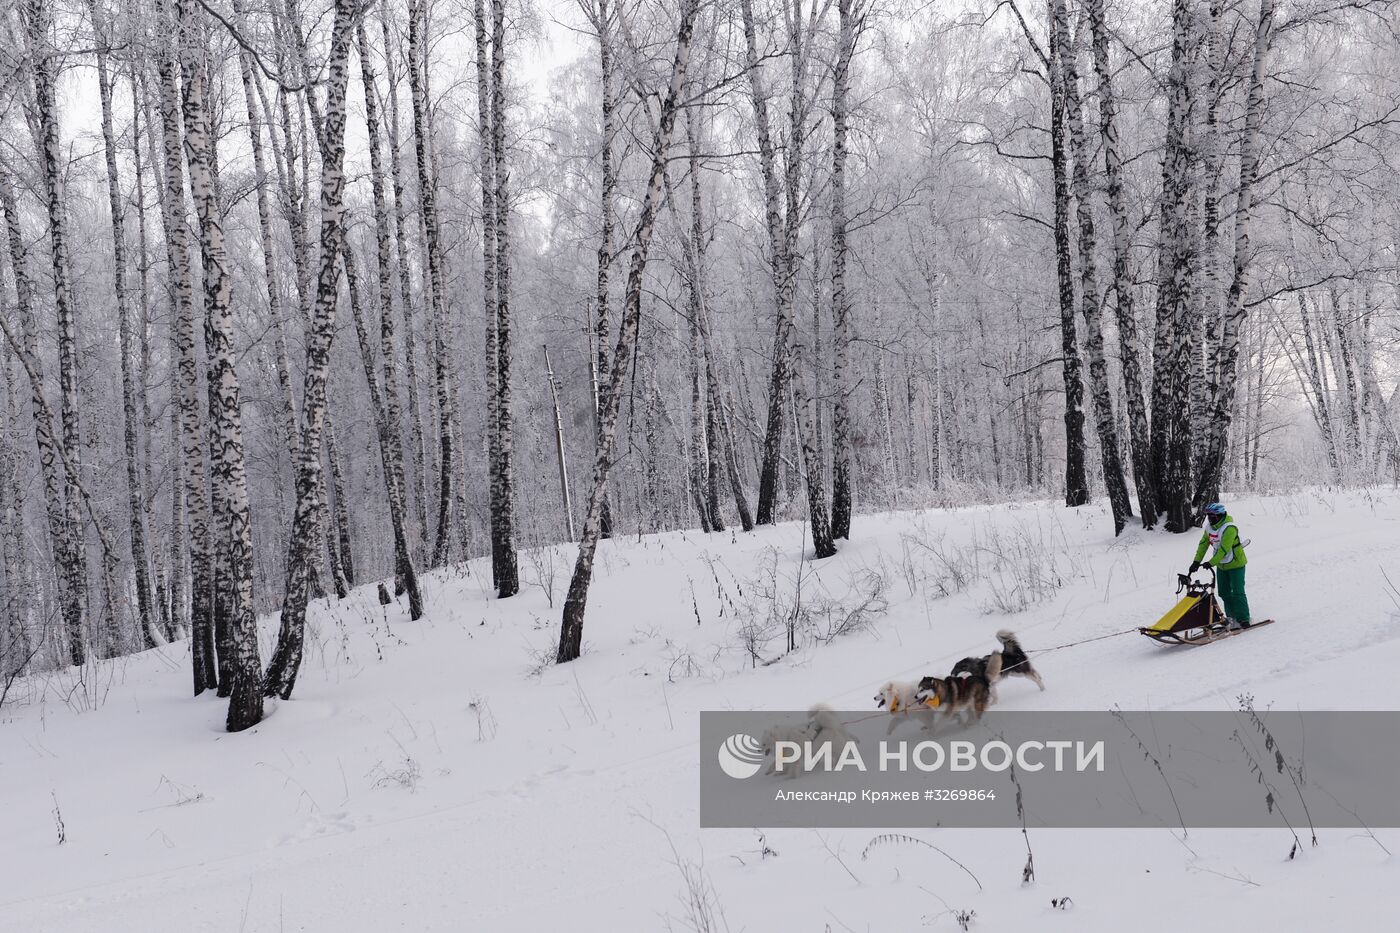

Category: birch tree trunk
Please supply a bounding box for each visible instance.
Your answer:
[137,75,189,635]
[232,0,299,468]
[342,239,423,617]
[742,0,792,526]
[129,68,177,642]
[1054,0,1131,534]
[490,0,519,596]
[1194,0,1275,508]
[379,2,431,561]
[1046,0,1089,508]
[356,19,422,613]
[474,0,502,584]
[278,0,356,595]
[20,0,90,664]
[325,422,354,590]
[779,0,834,558]
[0,285,124,663]
[1357,287,1400,473]
[829,0,855,540]
[153,15,218,691]
[264,0,355,701]
[1087,0,1155,526]
[406,0,456,567]
[687,293,713,533]
[89,0,156,647]
[684,107,726,532]
[0,164,84,665]
[588,0,616,539]
[663,144,715,532]
[1150,0,1198,532]
[176,0,262,729]
[557,0,700,664]
[1328,288,1360,455]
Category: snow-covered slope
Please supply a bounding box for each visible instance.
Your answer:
[4,489,1399,931]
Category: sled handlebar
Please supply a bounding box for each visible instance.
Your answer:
[1177,565,1216,594]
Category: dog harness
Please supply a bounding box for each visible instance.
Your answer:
[888,695,940,713]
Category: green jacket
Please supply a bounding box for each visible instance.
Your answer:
[1194,514,1248,570]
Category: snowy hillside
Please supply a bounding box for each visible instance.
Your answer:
[4,488,1400,931]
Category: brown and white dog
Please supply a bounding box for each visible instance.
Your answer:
[916,652,1000,727]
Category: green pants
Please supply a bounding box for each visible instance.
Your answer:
[1217,566,1250,624]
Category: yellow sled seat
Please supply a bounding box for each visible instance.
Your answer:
[1146,594,1209,634]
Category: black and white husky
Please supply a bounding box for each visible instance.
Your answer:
[949,630,1045,691]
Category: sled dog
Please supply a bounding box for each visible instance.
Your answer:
[915,658,999,727]
[875,680,938,735]
[762,705,857,777]
[950,630,1045,691]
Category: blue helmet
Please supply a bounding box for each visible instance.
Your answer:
[1203,502,1227,517]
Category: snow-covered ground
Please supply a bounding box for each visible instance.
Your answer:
[4,488,1399,931]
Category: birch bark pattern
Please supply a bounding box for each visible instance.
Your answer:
[742,0,792,526]
[487,0,519,597]
[1087,0,1155,526]
[475,0,502,586]
[1053,0,1132,534]
[0,165,84,665]
[20,0,90,664]
[589,0,616,539]
[356,19,422,614]
[1150,0,1198,532]
[406,0,456,567]
[379,2,431,562]
[129,71,177,641]
[89,0,156,647]
[557,0,701,664]
[264,0,355,701]
[176,0,263,729]
[683,108,725,532]
[1194,0,1275,509]
[341,240,423,618]
[153,14,218,691]
[829,0,855,540]
[1046,0,1089,508]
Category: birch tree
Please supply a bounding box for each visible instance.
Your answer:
[88,0,157,647]
[406,0,456,567]
[1053,0,1131,533]
[19,0,90,663]
[355,17,423,616]
[1045,0,1089,508]
[1087,0,1155,526]
[829,0,856,540]
[1194,0,1276,508]
[0,163,84,665]
[488,0,519,597]
[176,0,262,728]
[1150,0,1198,532]
[557,0,701,664]
[264,0,356,702]
[152,5,218,691]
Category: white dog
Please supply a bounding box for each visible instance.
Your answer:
[761,705,857,778]
[875,680,937,735]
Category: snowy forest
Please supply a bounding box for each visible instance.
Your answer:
[0,0,1397,732]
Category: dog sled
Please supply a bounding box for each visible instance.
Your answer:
[1139,567,1274,646]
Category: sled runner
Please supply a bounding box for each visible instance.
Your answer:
[1139,568,1274,646]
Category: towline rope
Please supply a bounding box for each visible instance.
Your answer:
[1026,626,1141,655]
